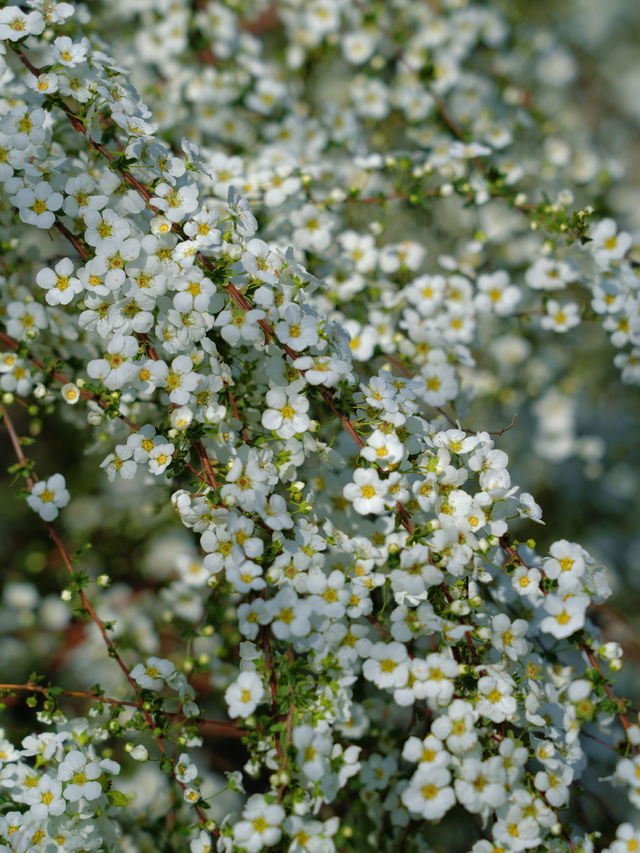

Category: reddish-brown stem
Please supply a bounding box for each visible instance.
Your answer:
[226,387,251,444]
[0,400,35,481]
[54,220,90,260]
[580,643,637,753]
[194,439,218,491]
[0,682,245,738]
[262,626,279,708]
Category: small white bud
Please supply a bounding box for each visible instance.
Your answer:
[130,744,149,761]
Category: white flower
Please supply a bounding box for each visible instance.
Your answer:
[401,765,456,820]
[184,209,221,246]
[605,822,640,853]
[148,442,175,475]
[265,587,312,640]
[431,700,478,754]
[343,468,388,515]
[525,258,578,290]
[190,830,213,853]
[36,258,83,306]
[543,539,586,583]
[401,734,450,767]
[342,30,377,64]
[361,429,404,467]
[171,406,194,431]
[101,443,137,481]
[52,35,87,67]
[293,355,350,386]
[539,593,589,639]
[360,753,397,791]
[539,300,581,333]
[449,140,492,158]
[590,218,632,266]
[362,641,409,689]
[292,725,332,782]
[475,270,521,315]
[275,304,319,350]
[226,559,266,594]
[259,494,293,530]
[261,388,310,438]
[160,355,199,405]
[343,319,378,361]
[83,207,130,250]
[61,383,81,405]
[225,671,265,719]
[130,656,175,691]
[22,773,65,819]
[476,675,517,723]
[214,307,266,346]
[151,181,199,223]
[454,756,507,816]
[491,614,529,660]
[492,809,542,851]
[242,239,283,285]
[26,474,70,522]
[533,764,573,807]
[58,751,103,802]
[175,753,198,784]
[0,7,45,41]
[227,186,258,237]
[5,300,48,340]
[26,72,59,95]
[419,359,458,407]
[10,180,63,230]
[232,794,285,853]
[512,565,543,599]
[518,492,543,523]
[173,269,218,313]
[283,816,339,853]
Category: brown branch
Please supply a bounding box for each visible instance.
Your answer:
[226,387,251,444]
[194,439,218,491]
[54,220,89,260]
[580,644,637,753]
[0,682,245,738]
[488,413,517,437]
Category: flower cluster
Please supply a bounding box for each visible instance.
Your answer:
[0,725,122,850]
[0,1,639,852]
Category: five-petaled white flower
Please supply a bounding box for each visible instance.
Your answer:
[26,474,70,522]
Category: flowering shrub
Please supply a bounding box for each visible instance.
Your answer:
[1,1,640,852]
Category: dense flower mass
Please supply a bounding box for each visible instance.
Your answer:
[0,1,639,852]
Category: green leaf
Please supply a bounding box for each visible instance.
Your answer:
[107,790,129,807]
